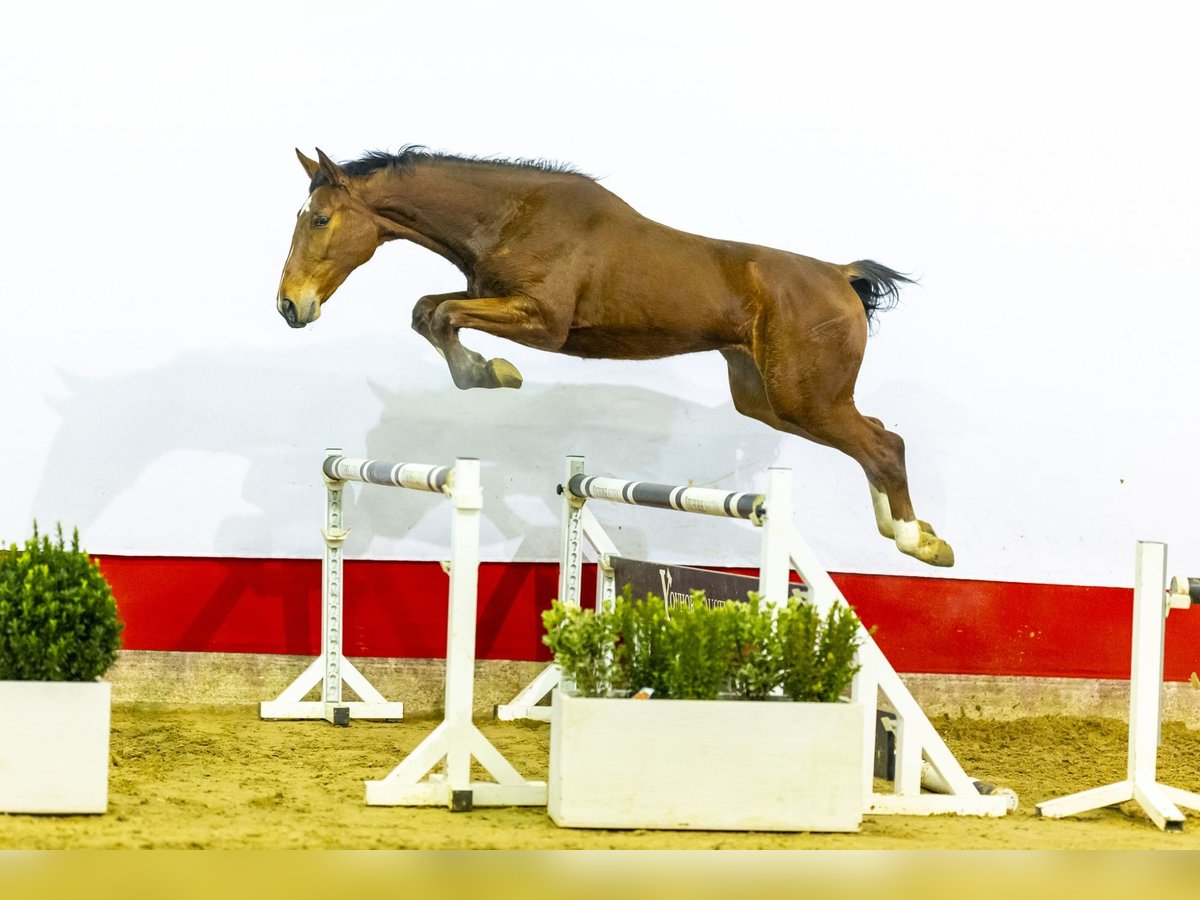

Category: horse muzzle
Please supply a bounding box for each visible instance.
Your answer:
[278,296,319,329]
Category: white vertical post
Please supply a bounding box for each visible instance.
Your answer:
[443,457,482,793]
[851,659,879,800]
[365,455,546,808]
[321,447,348,716]
[758,467,792,604]
[559,455,586,607]
[495,455,591,721]
[260,449,404,723]
[1037,540,1200,829]
[1129,541,1167,786]
[893,715,924,796]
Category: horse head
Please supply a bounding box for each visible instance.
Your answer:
[276,149,381,328]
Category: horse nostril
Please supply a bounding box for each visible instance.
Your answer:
[280,298,296,321]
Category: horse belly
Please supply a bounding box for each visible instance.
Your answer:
[559,325,725,360]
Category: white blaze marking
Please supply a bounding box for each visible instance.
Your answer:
[283,194,316,272]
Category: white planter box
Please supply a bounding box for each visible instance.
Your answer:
[0,680,112,814]
[549,691,862,832]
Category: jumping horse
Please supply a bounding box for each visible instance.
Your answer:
[276,147,953,567]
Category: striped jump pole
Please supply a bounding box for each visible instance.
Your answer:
[563,473,765,523]
[558,457,790,611]
[323,455,451,494]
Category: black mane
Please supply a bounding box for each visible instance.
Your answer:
[308,145,592,191]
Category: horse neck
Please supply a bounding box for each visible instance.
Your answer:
[360,163,533,272]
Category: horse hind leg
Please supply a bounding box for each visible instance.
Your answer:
[829,412,954,567]
[722,349,829,445]
[725,348,950,564]
[863,416,937,541]
[740,320,954,567]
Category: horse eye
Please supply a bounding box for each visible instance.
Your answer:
[313,215,330,228]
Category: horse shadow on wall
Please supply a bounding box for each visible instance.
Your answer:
[29,341,786,565]
[351,378,787,562]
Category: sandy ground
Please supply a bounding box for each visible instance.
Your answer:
[4,704,1200,849]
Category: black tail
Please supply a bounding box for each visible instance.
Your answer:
[847,260,915,328]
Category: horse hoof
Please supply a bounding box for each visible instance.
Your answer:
[488,358,523,389]
[904,533,954,567]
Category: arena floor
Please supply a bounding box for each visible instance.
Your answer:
[4,705,1200,849]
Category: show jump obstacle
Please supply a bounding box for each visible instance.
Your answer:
[261,450,545,810]
[1038,541,1200,831]
[498,456,1011,817]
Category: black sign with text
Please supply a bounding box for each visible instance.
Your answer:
[609,557,805,609]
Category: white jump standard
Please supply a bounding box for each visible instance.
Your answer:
[1037,541,1200,831]
[500,455,1011,818]
[259,450,429,725]
[361,455,546,809]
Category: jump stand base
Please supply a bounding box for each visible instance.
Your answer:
[494,663,558,722]
[365,778,548,809]
[365,720,547,809]
[259,654,404,724]
[868,793,1012,817]
[494,705,552,723]
[1037,780,1200,832]
[259,700,403,725]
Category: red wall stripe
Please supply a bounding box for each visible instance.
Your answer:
[94,556,1200,682]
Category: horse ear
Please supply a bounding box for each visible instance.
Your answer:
[296,149,320,181]
[315,148,351,190]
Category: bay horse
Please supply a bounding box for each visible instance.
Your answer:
[276,147,953,567]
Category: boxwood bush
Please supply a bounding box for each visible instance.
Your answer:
[0,523,123,681]
[542,587,864,701]
[541,597,622,698]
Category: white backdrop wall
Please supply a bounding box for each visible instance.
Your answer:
[2,1,1196,585]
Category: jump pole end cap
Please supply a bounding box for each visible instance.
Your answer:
[1168,575,1199,608]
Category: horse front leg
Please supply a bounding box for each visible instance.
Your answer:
[428,294,567,390]
[411,291,468,355]
[412,291,521,386]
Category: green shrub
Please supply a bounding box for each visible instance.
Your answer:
[777,595,864,702]
[725,593,783,700]
[661,592,740,700]
[0,523,124,681]
[542,585,865,703]
[542,599,622,698]
[614,585,671,696]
